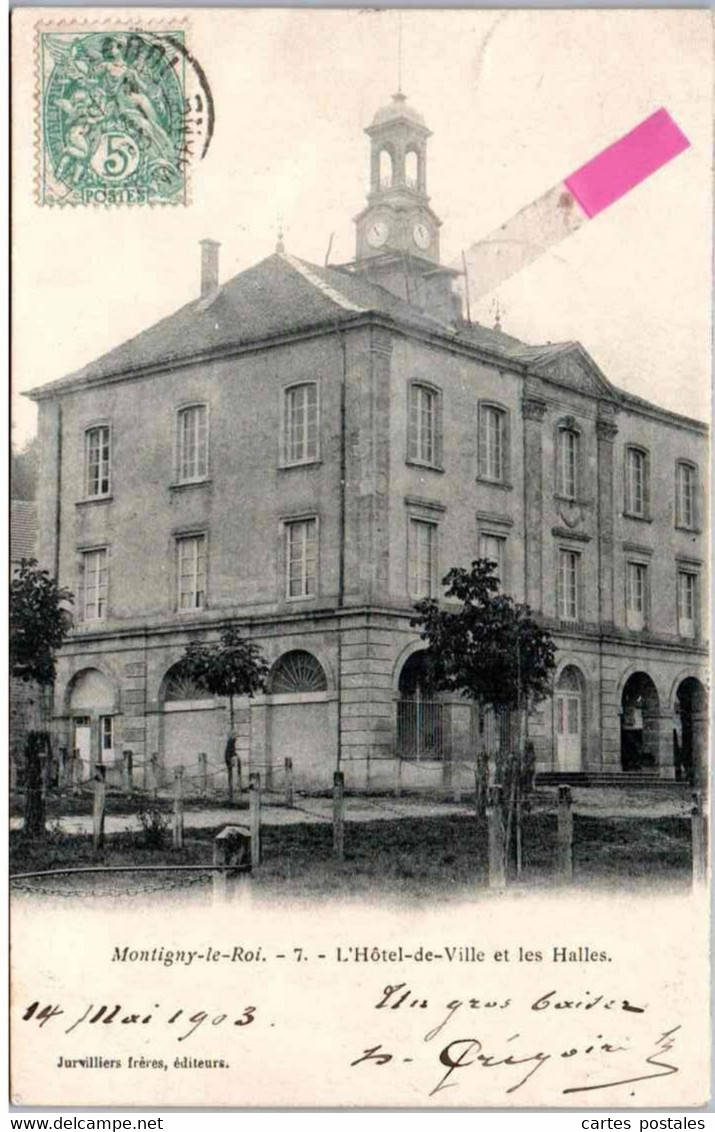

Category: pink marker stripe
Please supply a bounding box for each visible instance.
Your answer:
[564,108,690,219]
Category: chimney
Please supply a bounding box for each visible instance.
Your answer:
[199,238,220,299]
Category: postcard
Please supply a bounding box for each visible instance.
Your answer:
[9,7,712,1108]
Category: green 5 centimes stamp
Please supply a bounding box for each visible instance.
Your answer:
[38,28,210,206]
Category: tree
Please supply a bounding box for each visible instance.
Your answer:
[182,625,269,733]
[10,560,73,839]
[181,626,269,798]
[11,436,39,501]
[411,559,556,740]
[11,559,74,688]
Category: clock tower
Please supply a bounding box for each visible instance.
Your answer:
[353,92,460,321]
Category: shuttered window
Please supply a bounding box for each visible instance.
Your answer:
[409,519,437,598]
[558,549,580,621]
[676,462,696,529]
[557,428,579,499]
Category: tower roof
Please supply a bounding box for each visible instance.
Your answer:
[369,91,426,130]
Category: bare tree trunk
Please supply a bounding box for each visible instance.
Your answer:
[24,731,47,839]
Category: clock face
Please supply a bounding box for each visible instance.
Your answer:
[413,222,431,250]
[366,220,389,249]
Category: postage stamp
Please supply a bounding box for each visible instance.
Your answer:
[37,26,211,206]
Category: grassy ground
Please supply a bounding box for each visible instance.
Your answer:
[10,809,692,900]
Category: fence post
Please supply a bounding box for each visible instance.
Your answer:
[150,752,159,798]
[486,785,506,889]
[236,756,243,802]
[692,791,707,887]
[57,747,67,790]
[93,766,107,852]
[71,750,82,795]
[452,761,462,805]
[249,772,261,866]
[10,759,17,792]
[122,750,134,796]
[199,753,208,797]
[333,771,345,861]
[393,756,402,799]
[475,752,488,817]
[173,767,184,850]
[285,758,294,808]
[557,785,573,884]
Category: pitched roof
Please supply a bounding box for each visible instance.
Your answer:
[10,500,37,564]
[27,252,449,399]
[24,250,708,431]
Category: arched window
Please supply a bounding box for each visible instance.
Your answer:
[379,149,393,188]
[405,149,419,189]
[268,650,327,694]
[163,662,213,703]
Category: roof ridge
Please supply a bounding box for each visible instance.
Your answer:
[279,253,365,314]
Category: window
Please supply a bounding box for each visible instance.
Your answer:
[409,519,437,598]
[558,549,580,621]
[286,518,318,599]
[82,548,108,621]
[479,532,505,584]
[625,447,648,518]
[677,570,697,638]
[176,534,206,610]
[478,404,508,483]
[284,383,319,465]
[557,428,579,499]
[676,462,696,529]
[626,561,648,631]
[99,716,114,763]
[85,426,111,498]
[408,383,442,467]
[177,405,208,483]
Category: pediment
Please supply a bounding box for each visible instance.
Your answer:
[536,346,619,403]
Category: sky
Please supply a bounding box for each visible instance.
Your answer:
[11,8,713,446]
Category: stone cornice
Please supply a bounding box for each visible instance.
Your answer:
[522,396,548,422]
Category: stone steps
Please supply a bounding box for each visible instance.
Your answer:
[535,770,690,790]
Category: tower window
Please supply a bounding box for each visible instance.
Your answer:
[405,149,419,189]
[379,149,393,189]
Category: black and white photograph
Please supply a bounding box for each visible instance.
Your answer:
[9,7,712,1109]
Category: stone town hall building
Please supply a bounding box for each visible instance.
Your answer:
[29,92,708,790]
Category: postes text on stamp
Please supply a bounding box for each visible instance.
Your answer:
[38,29,191,206]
